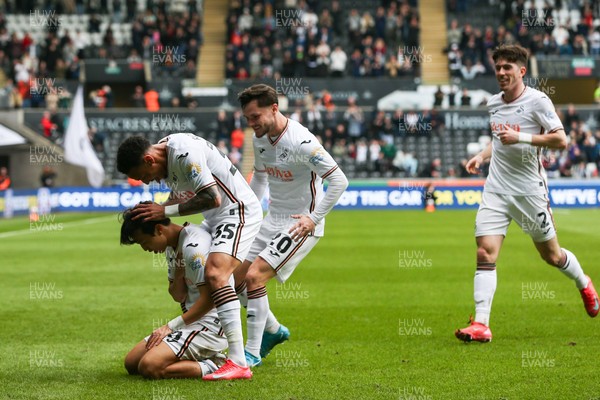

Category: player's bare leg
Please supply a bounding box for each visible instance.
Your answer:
[456,235,503,343]
[138,343,218,379]
[244,257,277,366]
[534,237,599,317]
[233,260,251,304]
[124,341,147,375]
[203,252,251,380]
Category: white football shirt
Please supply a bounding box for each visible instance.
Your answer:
[160,133,261,224]
[167,224,227,335]
[253,119,340,237]
[485,86,563,195]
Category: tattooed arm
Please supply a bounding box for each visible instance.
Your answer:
[178,184,221,216]
[132,185,221,221]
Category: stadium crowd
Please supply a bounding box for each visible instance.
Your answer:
[0,0,202,109]
[446,0,600,80]
[225,0,421,79]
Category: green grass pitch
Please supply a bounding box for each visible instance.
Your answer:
[1,209,599,399]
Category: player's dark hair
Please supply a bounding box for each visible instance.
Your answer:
[119,202,171,245]
[116,136,151,175]
[492,44,529,67]
[237,84,278,109]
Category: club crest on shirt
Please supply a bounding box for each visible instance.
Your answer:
[516,105,525,114]
[309,147,325,166]
[185,162,202,180]
[276,146,291,161]
[190,253,206,271]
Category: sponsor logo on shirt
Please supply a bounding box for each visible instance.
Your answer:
[490,122,521,133]
[265,166,294,181]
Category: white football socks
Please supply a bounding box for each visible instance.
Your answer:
[559,248,588,290]
[474,268,497,327]
[246,287,269,357]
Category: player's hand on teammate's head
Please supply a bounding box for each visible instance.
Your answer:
[131,201,166,222]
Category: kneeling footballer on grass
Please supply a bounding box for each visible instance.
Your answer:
[121,206,231,379]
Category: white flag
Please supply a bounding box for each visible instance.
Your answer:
[64,86,105,188]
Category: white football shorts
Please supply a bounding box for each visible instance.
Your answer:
[475,191,556,243]
[245,218,320,283]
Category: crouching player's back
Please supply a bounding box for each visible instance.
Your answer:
[121,206,229,379]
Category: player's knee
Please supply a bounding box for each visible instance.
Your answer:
[124,358,139,375]
[476,246,495,263]
[138,358,165,380]
[245,269,261,289]
[541,250,562,267]
[204,263,225,288]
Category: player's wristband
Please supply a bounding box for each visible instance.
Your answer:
[164,204,180,217]
[167,315,185,331]
[518,133,533,144]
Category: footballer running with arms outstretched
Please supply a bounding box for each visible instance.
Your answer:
[117,134,262,380]
[121,208,229,379]
[455,44,599,343]
[232,84,349,366]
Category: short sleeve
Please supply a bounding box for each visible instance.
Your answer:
[532,95,563,133]
[175,147,216,194]
[298,136,340,179]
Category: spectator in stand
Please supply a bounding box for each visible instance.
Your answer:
[216,110,231,144]
[145,88,160,112]
[355,139,368,173]
[230,127,245,151]
[0,167,11,190]
[564,104,581,128]
[131,86,145,107]
[460,88,471,107]
[40,166,57,188]
[40,111,57,140]
[306,104,324,136]
[367,139,381,170]
[422,158,442,178]
[447,43,462,77]
[385,54,402,77]
[329,45,347,77]
[433,86,445,107]
[447,19,462,47]
[344,97,364,143]
[460,59,486,80]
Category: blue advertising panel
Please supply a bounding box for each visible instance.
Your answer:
[2,180,600,217]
